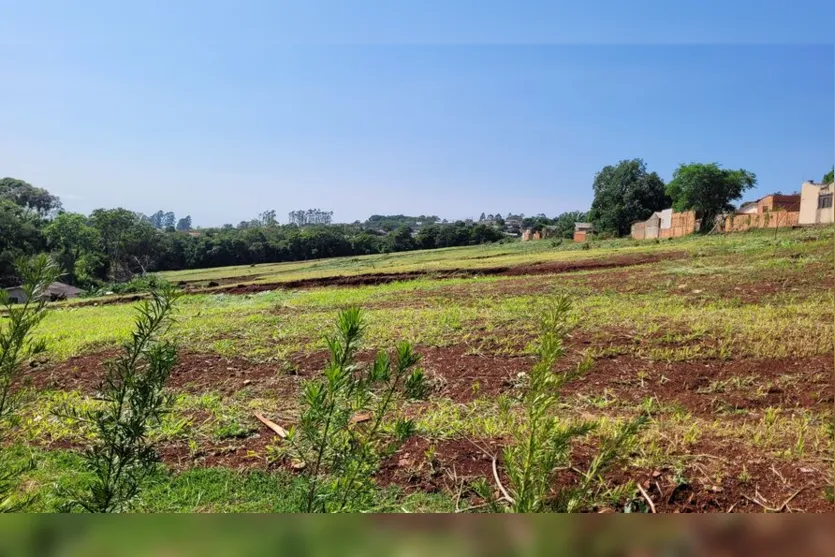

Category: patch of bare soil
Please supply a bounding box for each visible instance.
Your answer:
[286,345,533,403]
[621,439,833,513]
[418,346,533,402]
[376,434,832,513]
[158,431,277,471]
[376,436,504,496]
[565,354,833,416]
[23,351,118,393]
[26,351,295,398]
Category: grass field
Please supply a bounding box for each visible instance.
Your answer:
[5,227,833,512]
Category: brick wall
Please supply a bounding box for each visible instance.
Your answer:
[724,211,799,232]
[658,211,697,239]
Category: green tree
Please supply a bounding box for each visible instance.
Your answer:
[823,167,834,184]
[175,216,192,231]
[588,159,668,237]
[0,200,46,286]
[385,226,416,252]
[551,211,588,239]
[89,208,161,280]
[0,177,62,217]
[44,212,101,286]
[665,163,756,232]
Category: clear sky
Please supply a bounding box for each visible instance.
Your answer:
[1,1,833,226]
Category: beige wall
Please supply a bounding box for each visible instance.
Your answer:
[725,211,799,232]
[631,211,697,240]
[799,182,835,225]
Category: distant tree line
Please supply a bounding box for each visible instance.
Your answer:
[289,209,333,226]
[0,179,508,288]
[1,158,822,287]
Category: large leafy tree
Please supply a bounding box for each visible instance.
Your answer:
[175,216,192,231]
[824,167,834,184]
[0,177,62,217]
[89,208,161,279]
[588,159,669,236]
[0,200,46,286]
[552,211,588,239]
[666,163,756,232]
[44,212,101,286]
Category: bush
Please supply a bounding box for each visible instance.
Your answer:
[86,274,172,297]
[481,295,647,512]
[58,286,180,512]
[0,255,60,512]
[280,307,427,512]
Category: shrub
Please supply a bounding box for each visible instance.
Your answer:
[483,295,647,512]
[280,307,427,512]
[58,286,180,512]
[0,255,60,512]
[85,274,172,297]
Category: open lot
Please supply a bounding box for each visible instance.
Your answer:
[5,227,834,512]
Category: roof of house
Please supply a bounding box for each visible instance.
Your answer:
[6,281,85,297]
[574,222,593,230]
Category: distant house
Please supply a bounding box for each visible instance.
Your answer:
[799,180,834,226]
[736,201,759,215]
[724,192,801,232]
[573,222,593,243]
[4,282,85,304]
[504,217,523,234]
[737,193,801,215]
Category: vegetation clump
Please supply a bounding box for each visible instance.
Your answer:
[59,286,180,512]
[281,307,427,512]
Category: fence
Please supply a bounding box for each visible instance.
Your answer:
[632,210,698,240]
[724,211,799,232]
[659,211,698,239]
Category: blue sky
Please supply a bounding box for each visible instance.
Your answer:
[1,1,833,226]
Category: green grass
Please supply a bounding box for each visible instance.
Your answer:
[0,444,452,513]
[4,226,833,513]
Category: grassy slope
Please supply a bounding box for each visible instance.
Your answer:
[158,235,674,284]
[5,226,833,512]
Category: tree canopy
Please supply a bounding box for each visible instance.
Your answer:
[0,177,62,217]
[588,159,669,236]
[824,167,834,185]
[665,163,756,231]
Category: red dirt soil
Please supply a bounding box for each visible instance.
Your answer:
[25,351,293,398]
[209,252,687,295]
[564,353,833,416]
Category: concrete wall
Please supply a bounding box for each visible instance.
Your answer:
[725,211,799,232]
[5,287,26,303]
[799,182,834,225]
[631,214,661,240]
[630,221,646,240]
